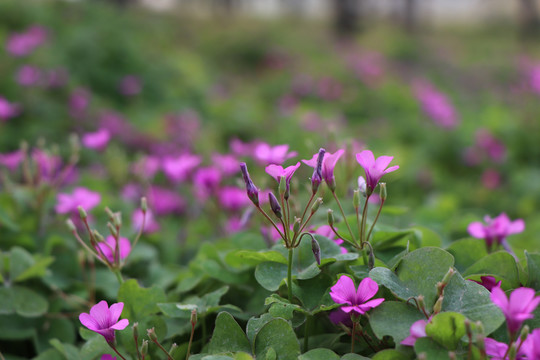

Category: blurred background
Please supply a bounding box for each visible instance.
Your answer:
[2,0,540,251]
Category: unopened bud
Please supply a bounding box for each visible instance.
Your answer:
[240,163,259,206]
[293,217,301,234]
[268,192,282,218]
[417,295,426,312]
[368,248,375,269]
[141,197,147,212]
[353,189,361,209]
[105,207,115,220]
[310,198,322,214]
[508,343,517,359]
[92,230,105,243]
[141,340,148,356]
[107,222,117,237]
[113,213,122,227]
[132,322,139,338]
[311,237,321,265]
[520,325,530,342]
[441,267,455,285]
[66,219,76,232]
[327,209,334,227]
[464,319,472,337]
[169,343,178,354]
[475,321,484,335]
[379,182,387,201]
[191,308,198,326]
[311,148,325,194]
[77,206,87,219]
[433,296,443,314]
[476,334,485,352]
[147,327,158,341]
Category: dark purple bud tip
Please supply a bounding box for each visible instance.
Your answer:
[240,162,259,206]
[311,148,325,194]
[268,192,282,218]
[311,237,321,265]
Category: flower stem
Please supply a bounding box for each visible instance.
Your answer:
[113,269,124,284]
[366,199,384,244]
[359,194,371,247]
[304,314,312,352]
[351,321,356,353]
[186,320,196,360]
[108,343,128,360]
[332,191,356,243]
[151,338,174,360]
[287,247,294,303]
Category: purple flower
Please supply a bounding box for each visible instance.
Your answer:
[101,355,116,360]
[148,186,186,215]
[355,150,399,194]
[468,213,525,248]
[16,65,42,87]
[162,154,201,183]
[79,301,129,343]
[484,338,526,360]
[218,186,250,211]
[132,156,161,180]
[6,26,47,57]
[329,275,384,315]
[0,97,20,121]
[95,236,131,264]
[469,276,501,292]
[522,328,540,359]
[303,149,345,190]
[491,286,540,334]
[414,81,458,129]
[240,163,259,205]
[254,143,297,165]
[69,88,91,119]
[212,153,240,177]
[132,208,160,234]
[328,308,353,327]
[55,187,101,214]
[401,319,428,346]
[0,150,24,171]
[82,129,111,151]
[119,75,142,96]
[265,162,301,191]
[193,167,222,201]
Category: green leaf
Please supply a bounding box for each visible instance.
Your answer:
[299,348,340,360]
[340,354,371,360]
[526,251,540,290]
[209,312,251,354]
[369,301,425,345]
[370,247,454,308]
[13,286,48,317]
[425,312,466,350]
[314,235,358,265]
[0,207,19,232]
[371,349,408,360]
[442,272,504,336]
[254,319,300,360]
[372,230,418,251]
[463,251,520,288]
[414,337,450,359]
[15,255,54,283]
[264,294,307,319]
[226,250,287,267]
[0,314,37,340]
[0,287,15,314]
[117,279,167,320]
[246,313,274,345]
[411,226,443,248]
[9,247,35,282]
[446,239,487,273]
[49,339,80,360]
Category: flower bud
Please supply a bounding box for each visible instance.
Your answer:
[327,209,334,227]
[293,217,301,234]
[113,213,122,228]
[520,325,530,342]
[353,189,361,209]
[476,334,485,352]
[105,207,115,220]
[379,182,387,201]
[132,322,139,338]
[475,321,484,335]
[358,176,367,196]
[77,206,87,220]
[107,222,117,237]
[433,296,443,314]
[278,176,287,197]
[169,343,178,354]
[66,219,76,232]
[191,308,198,326]
[311,148,325,194]
[311,237,321,265]
[147,327,158,341]
[268,192,282,218]
[441,267,455,285]
[310,198,323,214]
[368,247,375,269]
[141,197,147,212]
[141,340,148,356]
[240,163,259,206]
[417,295,426,312]
[508,343,517,359]
[92,230,105,243]
[464,319,472,337]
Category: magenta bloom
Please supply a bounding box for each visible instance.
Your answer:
[468,213,525,248]
[6,26,47,57]
[82,129,111,151]
[469,276,501,292]
[218,186,251,211]
[132,156,161,179]
[414,81,458,129]
[491,286,540,334]
[484,338,526,360]
[79,301,129,343]
[0,150,24,171]
[265,162,301,191]
[254,143,297,165]
[16,65,42,87]
[162,154,201,182]
[212,153,240,176]
[119,75,142,96]
[0,97,20,121]
[356,150,399,194]
[101,355,116,360]
[95,236,131,264]
[313,225,347,254]
[69,88,91,118]
[522,328,540,359]
[55,187,101,214]
[401,319,428,346]
[302,149,344,189]
[193,167,222,201]
[148,186,186,215]
[329,275,384,315]
[132,208,160,234]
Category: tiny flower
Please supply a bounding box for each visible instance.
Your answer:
[414,81,458,129]
[355,150,399,194]
[469,276,501,292]
[467,213,525,248]
[254,143,297,165]
[148,186,185,215]
[162,154,201,183]
[0,97,20,121]
[69,88,91,118]
[82,129,111,151]
[55,187,101,214]
[16,65,42,87]
[490,286,540,335]
[303,149,344,191]
[522,328,540,359]
[329,275,384,315]
[79,301,129,343]
[95,236,132,264]
[6,26,47,57]
[212,153,240,176]
[265,162,301,192]
[401,319,428,346]
[193,167,222,201]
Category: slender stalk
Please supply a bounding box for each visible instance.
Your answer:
[113,269,124,284]
[72,229,108,266]
[299,193,315,224]
[332,191,356,243]
[151,339,174,360]
[256,206,286,241]
[124,210,146,264]
[328,224,359,248]
[351,321,356,353]
[287,248,294,302]
[359,195,371,247]
[366,199,385,244]
[186,320,196,360]
[304,314,312,352]
[108,343,128,360]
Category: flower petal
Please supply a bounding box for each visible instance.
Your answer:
[330,275,357,305]
[79,312,100,331]
[356,277,379,303]
[110,318,129,330]
[467,222,486,239]
[356,298,385,313]
[356,150,375,169]
[89,300,111,329]
[490,286,508,313]
[108,302,125,324]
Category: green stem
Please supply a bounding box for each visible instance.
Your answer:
[332,191,356,243]
[287,247,294,302]
[151,339,174,360]
[359,194,371,247]
[304,315,311,352]
[108,343,128,360]
[366,199,385,244]
[113,269,124,284]
[351,321,356,353]
[186,322,195,360]
[361,249,369,266]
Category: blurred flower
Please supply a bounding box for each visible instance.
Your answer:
[164,110,200,148]
[46,68,69,88]
[162,154,201,183]
[132,208,160,234]
[303,149,345,189]
[317,77,343,101]
[79,301,129,343]
[401,319,428,346]
[254,143,297,165]
[265,162,301,191]
[119,75,142,96]
[356,150,399,194]
[475,129,506,163]
[95,236,131,264]
[55,187,101,214]
[32,149,62,182]
[491,286,540,334]
[6,25,47,57]
[467,213,524,248]
[481,169,501,189]
[277,94,298,115]
[225,216,244,235]
[69,88,91,119]
[82,129,111,151]
[212,153,240,177]
[484,338,525,360]
[16,65,42,87]
[347,51,385,86]
[230,138,258,157]
[148,186,185,215]
[218,186,250,211]
[328,308,353,327]
[469,276,501,292]
[132,156,161,180]
[329,275,384,315]
[0,97,20,121]
[313,225,347,254]
[0,150,24,171]
[414,81,458,129]
[522,328,540,359]
[291,74,314,97]
[193,167,222,201]
[101,355,116,360]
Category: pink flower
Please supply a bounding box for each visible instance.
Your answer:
[16,65,42,86]
[329,275,384,315]
[55,187,101,214]
[82,129,111,151]
[0,97,20,121]
[193,167,222,201]
[254,143,297,165]
[69,88,91,119]
[481,169,501,189]
[356,150,399,194]
[79,301,129,343]
[401,319,428,346]
[132,209,160,234]
[162,154,201,182]
[317,77,343,101]
[302,149,345,189]
[265,162,301,191]
[95,236,131,264]
[218,186,250,211]
[6,26,47,57]
[491,286,540,334]
[148,186,185,215]
[212,153,240,177]
[469,276,501,292]
[119,75,142,96]
[484,338,526,360]
[522,328,540,359]
[101,355,116,360]
[132,156,161,179]
[414,81,458,129]
[0,150,24,171]
[328,309,353,327]
[468,213,525,248]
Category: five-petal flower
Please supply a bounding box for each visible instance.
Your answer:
[79,301,129,343]
[329,275,384,315]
